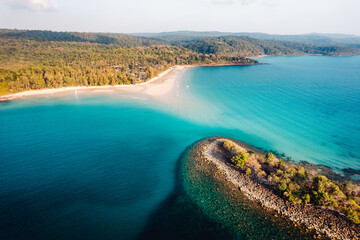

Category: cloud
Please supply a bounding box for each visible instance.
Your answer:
[210,0,279,6]
[212,0,253,5]
[2,0,58,11]
[263,0,279,6]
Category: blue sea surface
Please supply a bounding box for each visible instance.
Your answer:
[178,56,360,170]
[0,56,359,239]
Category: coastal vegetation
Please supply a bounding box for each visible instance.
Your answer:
[0,29,165,47]
[134,31,360,50]
[175,36,360,57]
[0,36,255,95]
[222,139,360,224]
[1,29,359,96]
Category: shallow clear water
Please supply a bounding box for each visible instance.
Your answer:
[169,56,360,170]
[0,56,359,239]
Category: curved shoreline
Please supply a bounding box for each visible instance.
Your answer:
[0,65,186,102]
[191,137,359,240]
[0,62,262,103]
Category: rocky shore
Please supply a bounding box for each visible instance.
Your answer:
[191,137,360,240]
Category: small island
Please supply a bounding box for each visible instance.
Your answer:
[187,137,360,240]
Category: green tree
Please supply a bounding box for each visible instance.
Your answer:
[346,208,360,224]
[0,81,9,95]
[30,75,45,89]
[146,66,155,79]
[302,194,311,204]
[247,150,255,155]
[231,152,248,167]
[265,152,275,160]
[278,182,287,192]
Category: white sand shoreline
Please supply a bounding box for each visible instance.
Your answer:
[0,65,190,102]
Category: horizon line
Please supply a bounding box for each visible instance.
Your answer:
[1,27,360,37]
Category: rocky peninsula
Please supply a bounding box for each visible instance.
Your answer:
[188,137,360,240]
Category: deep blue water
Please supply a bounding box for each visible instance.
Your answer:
[0,56,359,239]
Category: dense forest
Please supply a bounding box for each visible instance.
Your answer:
[0,29,165,47]
[0,36,255,95]
[172,36,360,57]
[135,31,360,49]
[1,29,359,96]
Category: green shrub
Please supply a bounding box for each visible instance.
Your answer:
[346,208,360,224]
[350,200,360,210]
[278,182,287,192]
[295,172,307,182]
[278,160,285,168]
[285,167,297,178]
[265,152,275,160]
[268,160,277,168]
[302,194,311,203]
[258,170,267,178]
[269,173,281,183]
[247,150,255,155]
[288,182,301,192]
[231,152,248,167]
[342,181,357,195]
[223,140,234,151]
[276,169,284,176]
[245,168,252,175]
[328,181,346,198]
[288,194,302,203]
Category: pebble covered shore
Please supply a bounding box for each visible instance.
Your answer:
[190,137,360,240]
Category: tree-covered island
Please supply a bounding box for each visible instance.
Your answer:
[188,137,360,239]
[222,139,360,224]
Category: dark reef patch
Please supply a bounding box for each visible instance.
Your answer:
[137,139,326,240]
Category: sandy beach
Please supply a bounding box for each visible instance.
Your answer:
[0,65,189,102]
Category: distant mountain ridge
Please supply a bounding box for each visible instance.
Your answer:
[132,30,360,49]
[174,36,360,57]
[1,29,359,56]
[0,29,165,47]
[0,28,359,96]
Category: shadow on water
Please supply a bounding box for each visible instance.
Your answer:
[137,139,325,240]
[136,142,233,240]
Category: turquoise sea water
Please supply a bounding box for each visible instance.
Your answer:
[0,56,359,239]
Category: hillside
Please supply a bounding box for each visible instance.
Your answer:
[1,29,359,96]
[0,35,256,95]
[0,29,165,47]
[177,36,360,57]
[134,30,360,49]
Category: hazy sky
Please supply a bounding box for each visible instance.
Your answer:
[0,0,359,35]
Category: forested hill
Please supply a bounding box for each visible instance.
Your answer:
[134,30,360,49]
[0,33,256,96]
[0,29,165,47]
[175,36,360,57]
[2,29,359,56]
[1,29,359,96]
